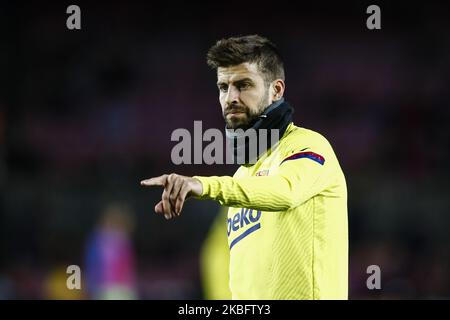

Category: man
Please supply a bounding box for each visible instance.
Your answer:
[141,35,348,299]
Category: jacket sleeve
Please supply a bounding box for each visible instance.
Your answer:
[193,136,338,211]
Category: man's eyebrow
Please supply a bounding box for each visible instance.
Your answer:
[234,78,254,84]
[217,78,254,86]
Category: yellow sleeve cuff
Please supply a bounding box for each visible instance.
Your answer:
[192,176,225,199]
[193,176,211,198]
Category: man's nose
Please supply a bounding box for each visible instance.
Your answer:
[225,86,240,105]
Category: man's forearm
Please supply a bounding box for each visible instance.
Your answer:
[193,175,299,211]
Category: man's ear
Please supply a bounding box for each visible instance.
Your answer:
[271,79,285,101]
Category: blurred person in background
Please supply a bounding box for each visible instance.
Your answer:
[200,206,231,300]
[84,202,138,299]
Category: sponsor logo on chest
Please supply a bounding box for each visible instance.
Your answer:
[227,208,262,250]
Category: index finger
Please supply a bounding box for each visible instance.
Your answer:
[140,175,168,187]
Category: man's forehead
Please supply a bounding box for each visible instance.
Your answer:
[217,62,261,83]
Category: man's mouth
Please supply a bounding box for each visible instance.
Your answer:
[226,108,247,117]
[227,112,246,121]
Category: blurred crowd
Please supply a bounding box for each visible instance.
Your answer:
[0,1,449,299]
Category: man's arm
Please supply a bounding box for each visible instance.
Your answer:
[194,153,335,211]
[141,149,336,219]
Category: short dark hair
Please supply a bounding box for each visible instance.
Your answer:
[206,35,285,83]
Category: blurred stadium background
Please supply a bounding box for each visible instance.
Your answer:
[0,1,449,299]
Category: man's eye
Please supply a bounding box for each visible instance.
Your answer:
[219,86,228,92]
[238,83,250,90]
